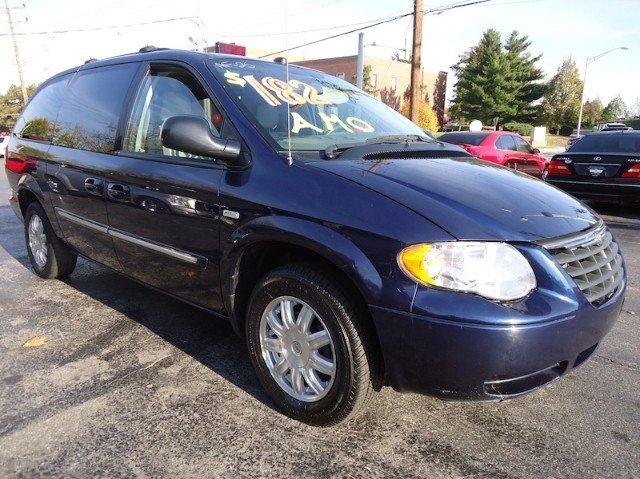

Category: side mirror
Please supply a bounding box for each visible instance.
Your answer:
[532,148,541,154]
[160,115,247,169]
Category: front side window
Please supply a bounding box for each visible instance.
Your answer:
[123,67,222,158]
[15,75,70,142]
[513,136,532,153]
[210,59,424,151]
[53,63,139,153]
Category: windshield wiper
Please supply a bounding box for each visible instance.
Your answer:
[323,135,432,160]
[365,134,432,144]
[324,142,366,159]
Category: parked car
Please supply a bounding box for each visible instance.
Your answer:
[567,128,594,149]
[597,122,632,132]
[4,49,626,425]
[0,134,8,159]
[439,130,547,177]
[545,130,640,202]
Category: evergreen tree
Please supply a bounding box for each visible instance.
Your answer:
[450,29,545,126]
[503,31,546,122]
[540,58,583,134]
[602,95,628,122]
[362,65,378,95]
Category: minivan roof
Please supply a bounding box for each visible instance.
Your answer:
[589,130,638,136]
[45,48,319,84]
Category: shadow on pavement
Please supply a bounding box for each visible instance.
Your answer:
[0,204,276,414]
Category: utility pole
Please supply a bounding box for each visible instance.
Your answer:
[409,0,423,123]
[355,32,364,89]
[4,0,28,105]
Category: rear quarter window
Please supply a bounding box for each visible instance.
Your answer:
[53,63,139,154]
[15,75,70,142]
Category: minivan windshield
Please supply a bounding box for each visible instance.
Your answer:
[569,133,640,153]
[210,58,426,151]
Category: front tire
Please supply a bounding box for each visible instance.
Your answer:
[24,202,77,279]
[246,263,380,426]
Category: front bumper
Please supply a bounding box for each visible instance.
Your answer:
[545,177,640,201]
[370,269,626,400]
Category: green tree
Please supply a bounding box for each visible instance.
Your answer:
[602,95,628,122]
[582,98,604,127]
[450,29,545,126]
[503,31,546,122]
[0,83,38,131]
[540,58,583,134]
[362,65,378,95]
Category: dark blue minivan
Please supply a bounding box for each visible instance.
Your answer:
[4,48,626,425]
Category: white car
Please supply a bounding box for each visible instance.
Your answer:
[0,135,8,159]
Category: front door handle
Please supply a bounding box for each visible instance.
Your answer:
[106,183,130,200]
[84,177,104,195]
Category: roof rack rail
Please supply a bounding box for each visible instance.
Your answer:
[138,45,169,53]
[84,58,98,64]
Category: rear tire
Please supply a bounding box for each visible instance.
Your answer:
[246,263,380,426]
[24,202,77,279]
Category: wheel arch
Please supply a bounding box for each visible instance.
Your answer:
[17,177,45,217]
[221,215,384,338]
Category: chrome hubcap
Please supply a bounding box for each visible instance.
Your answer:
[259,296,336,402]
[28,214,48,269]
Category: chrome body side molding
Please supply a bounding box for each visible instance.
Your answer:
[54,207,204,266]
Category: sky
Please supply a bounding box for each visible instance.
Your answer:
[1,0,639,111]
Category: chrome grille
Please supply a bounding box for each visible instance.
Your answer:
[539,222,624,305]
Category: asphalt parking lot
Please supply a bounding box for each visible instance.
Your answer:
[0,174,638,479]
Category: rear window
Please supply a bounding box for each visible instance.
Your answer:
[14,75,70,142]
[53,63,138,154]
[439,132,489,146]
[569,133,640,153]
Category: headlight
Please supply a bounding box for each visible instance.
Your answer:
[398,242,536,301]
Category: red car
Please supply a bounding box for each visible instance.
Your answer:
[439,131,548,177]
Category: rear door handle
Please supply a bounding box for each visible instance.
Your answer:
[84,177,104,195]
[106,183,130,200]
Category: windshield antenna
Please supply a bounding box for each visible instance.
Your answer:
[284,0,293,166]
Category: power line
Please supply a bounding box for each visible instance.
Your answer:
[216,15,405,38]
[0,15,198,36]
[259,0,493,58]
[258,11,414,58]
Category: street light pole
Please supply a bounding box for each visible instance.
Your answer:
[356,32,364,89]
[577,46,629,136]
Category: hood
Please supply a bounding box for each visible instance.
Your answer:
[310,151,599,242]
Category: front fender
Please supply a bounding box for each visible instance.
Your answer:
[221,215,386,331]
